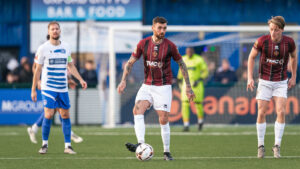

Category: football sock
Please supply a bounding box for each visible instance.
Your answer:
[42,117,52,143]
[274,121,285,146]
[59,114,63,122]
[62,118,71,143]
[256,122,266,147]
[182,102,190,126]
[183,122,189,127]
[196,103,204,122]
[42,140,48,146]
[65,142,71,149]
[134,115,145,143]
[31,123,39,134]
[161,122,170,152]
[35,112,45,127]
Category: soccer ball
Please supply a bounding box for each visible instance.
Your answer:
[135,143,154,161]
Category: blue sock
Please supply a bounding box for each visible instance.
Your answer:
[36,112,45,127]
[59,114,63,123]
[42,117,52,142]
[62,118,71,143]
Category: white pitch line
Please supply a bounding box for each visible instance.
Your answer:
[1,131,300,136]
[1,156,300,160]
[82,131,300,136]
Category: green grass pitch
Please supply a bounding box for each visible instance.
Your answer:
[1,125,300,169]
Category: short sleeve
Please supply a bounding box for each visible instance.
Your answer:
[67,46,72,63]
[289,38,296,53]
[34,46,45,65]
[253,36,263,51]
[171,43,182,61]
[132,40,143,59]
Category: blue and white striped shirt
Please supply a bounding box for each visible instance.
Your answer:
[35,41,72,92]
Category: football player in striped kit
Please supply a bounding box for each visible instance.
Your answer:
[31,21,87,154]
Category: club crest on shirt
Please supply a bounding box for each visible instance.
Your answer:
[153,51,158,57]
[274,45,279,57]
[153,45,159,58]
[274,50,279,57]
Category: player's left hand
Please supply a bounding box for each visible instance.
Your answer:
[80,80,87,90]
[186,87,196,102]
[288,77,296,89]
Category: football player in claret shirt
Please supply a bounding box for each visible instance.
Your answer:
[117,16,195,161]
[247,16,297,158]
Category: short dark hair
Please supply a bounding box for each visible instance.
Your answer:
[152,16,168,25]
[268,16,285,29]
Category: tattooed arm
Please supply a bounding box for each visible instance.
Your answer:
[117,56,138,94]
[176,59,196,102]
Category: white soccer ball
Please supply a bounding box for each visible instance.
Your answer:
[135,143,154,161]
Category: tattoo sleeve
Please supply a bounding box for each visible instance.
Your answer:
[177,59,192,88]
[121,56,136,82]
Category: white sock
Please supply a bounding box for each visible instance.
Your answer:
[274,121,285,146]
[32,124,39,134]
[65,142,71,148]
[42,140,48,146]
[198,119,204,124]
[183,122,189,127]
[256,122,266,147]
[161,122,170,152]
[134,115,145,143]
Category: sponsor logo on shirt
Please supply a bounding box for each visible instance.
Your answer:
[146,60,163,68]
[53,49,66,54]
[49,58,67,65]
[266,58,284,65]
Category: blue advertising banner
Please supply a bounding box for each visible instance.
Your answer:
[0,89,43,125]
[31,0,142,21]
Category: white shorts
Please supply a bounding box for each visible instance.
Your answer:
[256,79,288,101]
[135,84,172,112]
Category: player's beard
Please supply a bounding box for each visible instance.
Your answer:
[52,35,60,40]
[154,32,165,40]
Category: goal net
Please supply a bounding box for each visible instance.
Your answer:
[102,25,300,127]
[35,22,299,127]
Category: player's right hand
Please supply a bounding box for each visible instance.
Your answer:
[31,90,37,102]
[117,81,126,94]
[186,87,196,102]
[247,78,255,92]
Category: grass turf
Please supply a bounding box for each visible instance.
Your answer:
[1,125,300,169]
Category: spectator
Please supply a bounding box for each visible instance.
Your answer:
[80,60,98,85]
[6,71,19,84]
[214,58,237,84]
[18,57,33,83]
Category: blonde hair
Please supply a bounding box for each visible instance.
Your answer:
[48,21,60,29]
[268,16,285,29]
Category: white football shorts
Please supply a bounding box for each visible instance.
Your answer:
[135,84,172,112]
[256,79,288,101]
